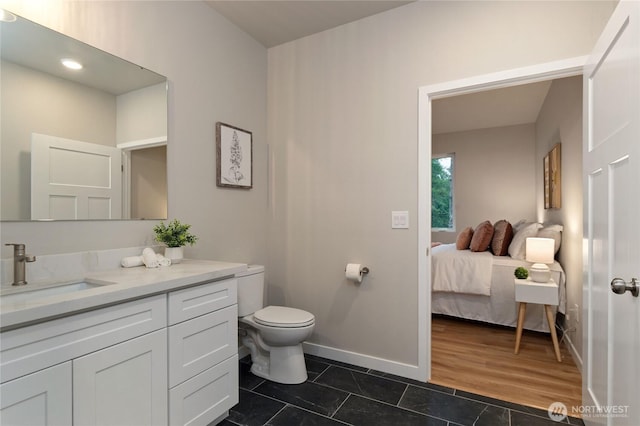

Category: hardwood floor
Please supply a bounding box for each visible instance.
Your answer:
[430,315,582,414]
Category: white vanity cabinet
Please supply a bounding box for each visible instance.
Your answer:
[0,274,240,426]
[0,362,72,426]
[167,278,239,426]
[0,295,166,426]
[73,329,168,426]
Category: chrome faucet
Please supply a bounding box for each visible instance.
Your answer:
[5,243,36,286]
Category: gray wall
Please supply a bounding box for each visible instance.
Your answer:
[0,1,268,267]
[131,146,167,220]
[432,124,537,244]
[267,1,614,366]
[535,76,584,365]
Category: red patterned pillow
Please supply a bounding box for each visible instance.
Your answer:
[456,227,474,250]
[470,221,494,252]
[491,220,514,256]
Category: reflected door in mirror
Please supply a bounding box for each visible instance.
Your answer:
[31,134,122,220]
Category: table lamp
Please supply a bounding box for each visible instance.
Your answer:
[525,237,555,282]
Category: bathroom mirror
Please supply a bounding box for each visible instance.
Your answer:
[1,11,168,221]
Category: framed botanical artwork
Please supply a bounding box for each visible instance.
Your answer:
[549,143,561,208]
[216,122,252,189]
[543,143,561,209]
[544,154,551,209]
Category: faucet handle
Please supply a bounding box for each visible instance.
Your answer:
[5,244,33,260]
[5,243,26,249]
[5,243,26,254]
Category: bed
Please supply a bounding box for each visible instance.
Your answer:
[431,243,566,333]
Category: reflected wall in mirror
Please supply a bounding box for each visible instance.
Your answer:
[1,11,168,221]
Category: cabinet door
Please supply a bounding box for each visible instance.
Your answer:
[0,362,72,426]
[73,329,167,426]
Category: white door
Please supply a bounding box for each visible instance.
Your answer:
[31,133,122,220]
[73,329,167,426]
[0,362,72,426]
[583,1,639,425]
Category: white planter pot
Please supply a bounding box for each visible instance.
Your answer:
[164,247,184,264]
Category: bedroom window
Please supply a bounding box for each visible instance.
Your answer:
[432,154,455,231]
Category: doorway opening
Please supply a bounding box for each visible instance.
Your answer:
[417,57,586,409]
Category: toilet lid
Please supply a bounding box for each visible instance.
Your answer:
[253,306,315,328]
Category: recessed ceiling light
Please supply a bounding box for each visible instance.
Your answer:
[61,58,83,70]
[0,9,17,22]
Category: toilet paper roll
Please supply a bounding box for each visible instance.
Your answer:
[346,263,363,283]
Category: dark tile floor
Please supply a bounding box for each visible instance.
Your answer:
[220,354,584,426]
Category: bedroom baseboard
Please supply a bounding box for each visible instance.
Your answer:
[302,342,422,381]
[563,333,583,374]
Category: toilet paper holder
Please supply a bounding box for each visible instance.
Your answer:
[345,266,369,274]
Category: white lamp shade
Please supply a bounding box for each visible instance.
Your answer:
[526,237,555,264]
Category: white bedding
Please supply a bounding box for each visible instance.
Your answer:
[431,244,566,333]
[432,244,493,295]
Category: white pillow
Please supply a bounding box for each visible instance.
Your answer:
[508,222,543,260]
[538,224,563,254]
[513,219,535,233]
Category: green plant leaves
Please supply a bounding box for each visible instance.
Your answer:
[153,219,198,247]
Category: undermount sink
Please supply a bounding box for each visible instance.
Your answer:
[0,281,106,306]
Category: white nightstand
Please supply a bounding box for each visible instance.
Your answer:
[514,278,562,362]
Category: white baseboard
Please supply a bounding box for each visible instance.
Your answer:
[563,332,583,374]
[302,342,423,381]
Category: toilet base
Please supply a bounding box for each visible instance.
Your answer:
[243,338,308,384]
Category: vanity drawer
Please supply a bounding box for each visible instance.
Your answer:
[168,278,237,325]
[169,304,237,387]
[169,354,238,426]
[0,295,166,383]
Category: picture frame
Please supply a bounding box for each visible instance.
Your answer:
[549,143,561,208]
[216,122,252,189]
[544,154,551,209]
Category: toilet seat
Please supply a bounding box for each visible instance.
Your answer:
[253,306,315,328]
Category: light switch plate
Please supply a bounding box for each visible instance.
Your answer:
[391,211,409,229]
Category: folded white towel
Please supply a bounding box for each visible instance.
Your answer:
[142,248,159,268]
[156,253,172,267]
[121,256,144,268]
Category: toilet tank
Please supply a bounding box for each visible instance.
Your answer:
[236,265,265,317]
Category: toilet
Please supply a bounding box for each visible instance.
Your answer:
[237,265,315,384]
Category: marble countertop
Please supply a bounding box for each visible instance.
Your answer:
[0,259,247,331]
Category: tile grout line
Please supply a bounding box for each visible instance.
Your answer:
[262,403,289,426]
[396,383,410,408]
[310,363,331,383]
[329,393,354,423]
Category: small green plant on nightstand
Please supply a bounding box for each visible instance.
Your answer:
[153,219,198,247]
[514,266,529,280]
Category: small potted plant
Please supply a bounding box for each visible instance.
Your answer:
[153,219,198,264]
[514,266,529,280]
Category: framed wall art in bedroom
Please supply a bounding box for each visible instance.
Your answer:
[544,154,551,209]
[544,143,561,209]
[549,143,561,208]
